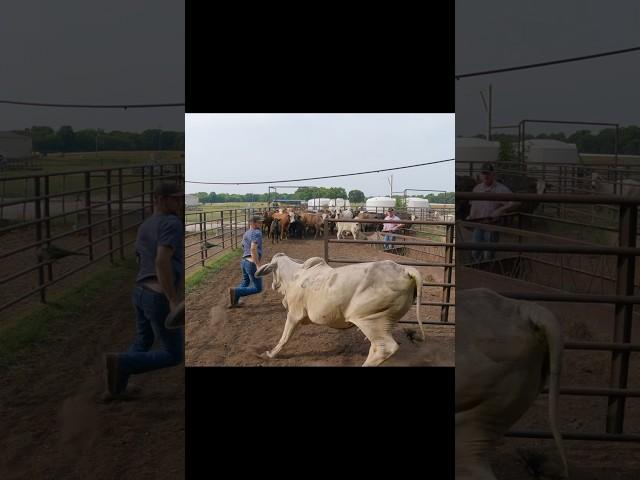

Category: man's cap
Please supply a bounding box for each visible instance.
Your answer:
[250,215,262,223]
[154,182,183,197]
[480,163,494,173]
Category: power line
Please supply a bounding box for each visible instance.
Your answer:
[0,99,184,109]
[456,45,640,80]
[185,158,454,185]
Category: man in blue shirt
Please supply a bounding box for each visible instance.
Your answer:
[229,215,263,307]
[104,182,184,400]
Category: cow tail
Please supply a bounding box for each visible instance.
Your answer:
[407,268,425,340]
[526,304,569,479]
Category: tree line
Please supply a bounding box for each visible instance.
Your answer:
[11,126,185,153]
[479,125,640,157]
[194,189,454,205]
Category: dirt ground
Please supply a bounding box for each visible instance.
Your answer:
[458,267,640,479]
[0,269,184,480]
[186,237,455,367]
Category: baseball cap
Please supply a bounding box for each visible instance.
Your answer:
[154,182,183,197]
[480,163,494,173]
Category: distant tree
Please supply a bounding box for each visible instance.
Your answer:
[348,189,365,203]
[57,126,75,152]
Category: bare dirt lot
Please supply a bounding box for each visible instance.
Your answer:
[186,237,455,367]
[0,266,184,480]
[459,267,640,480]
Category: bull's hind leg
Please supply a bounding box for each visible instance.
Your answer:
[266,312,302,358]
[350,319,399,367]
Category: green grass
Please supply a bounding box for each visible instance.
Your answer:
[185,248,243,294]
[0,258,137,367]
[1,150,183,198]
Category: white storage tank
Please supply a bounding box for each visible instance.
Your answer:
[455,137,500,167]
[524,139,579,164]
[328,198,351,210]
[406,197,430,209]
[365,196,396,212]
[307,198,331,210]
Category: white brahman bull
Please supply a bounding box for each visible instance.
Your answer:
[456,288,568,480]
[592,172,640,196]
[336,220,365,240]
[255,253,425,366]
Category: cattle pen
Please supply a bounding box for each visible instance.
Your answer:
[457,189,640,477]
[184,205,455,367]
[0,163,184,315]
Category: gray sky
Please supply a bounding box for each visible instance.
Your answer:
[185,114,454,196]
[456,0,640,137]
[0,0,184,132]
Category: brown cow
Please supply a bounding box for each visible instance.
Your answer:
[300,212,324,239]
[272,212,290,240]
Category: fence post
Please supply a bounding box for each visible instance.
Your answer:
[440,223,454,322]
[34,176,45,303]
[141,165,146,221]
[203,211,208,260]
[234,209,238,248]
[118,168,125,260]
[220,210,225,249]
[43,175,53,285]
[199,212,205,267]
[106,169,114,263]
[606,203,637,433]
[84,172,94,261]
[323,217,329,261]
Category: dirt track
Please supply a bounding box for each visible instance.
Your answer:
[459,266,640,479]
[186,237,455,367]
[0,267,184,480]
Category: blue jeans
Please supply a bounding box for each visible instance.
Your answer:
[118,286,184,390]
[383,233,395,250]
[472,228,499,262]
[235,258,263,302]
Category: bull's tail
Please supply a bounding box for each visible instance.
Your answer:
[406,268,425,341]
[527,305,569,479]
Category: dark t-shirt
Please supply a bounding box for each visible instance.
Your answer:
[135,213,184,288]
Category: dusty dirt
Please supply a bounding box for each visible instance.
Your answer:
[0,269,184,480]
[186,237,455,367]
[458,267,640,479]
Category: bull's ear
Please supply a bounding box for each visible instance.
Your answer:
[256,262,277,277]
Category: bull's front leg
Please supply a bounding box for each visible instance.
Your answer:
[266,313,301,358]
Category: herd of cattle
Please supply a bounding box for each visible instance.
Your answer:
[260,206,417,243]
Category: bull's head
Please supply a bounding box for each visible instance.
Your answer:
[255,253,304,292]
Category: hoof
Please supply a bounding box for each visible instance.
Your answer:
[265,350,275,358]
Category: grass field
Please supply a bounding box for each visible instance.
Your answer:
[1,151,183,199]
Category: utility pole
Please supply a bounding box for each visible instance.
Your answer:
[488,84,493,141]
[388,175,393,197]
[480,84,493,141]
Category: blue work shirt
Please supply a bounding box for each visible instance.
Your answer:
[242,227,263,260]
[134,213,184,288]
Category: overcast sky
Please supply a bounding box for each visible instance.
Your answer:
[185,114,454,196]
[0,0,184,133]
[456,0,640,137]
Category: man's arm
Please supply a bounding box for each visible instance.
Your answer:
[250,241,259,266]
[156,245,178,310]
